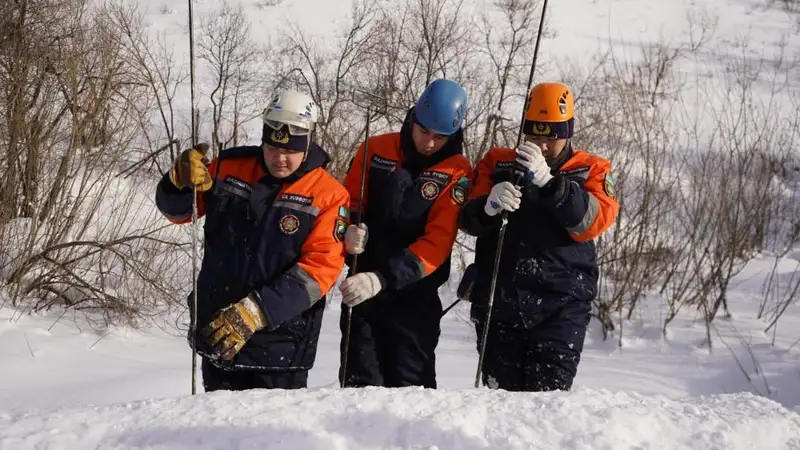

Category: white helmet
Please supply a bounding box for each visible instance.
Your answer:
[262,89,318,135]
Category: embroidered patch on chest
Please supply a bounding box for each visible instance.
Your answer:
[279,214,300,234]
[420,181,441,200]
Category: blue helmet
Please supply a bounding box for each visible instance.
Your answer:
[414,79,468,135]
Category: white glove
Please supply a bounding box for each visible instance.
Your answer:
[484,181,522,217]
[516,142,553,187]
[344,223,368,255]
[339,272,383,307]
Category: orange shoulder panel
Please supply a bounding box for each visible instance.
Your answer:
[343,132,402,214]
[562,150,619,242]
[468,147,514,199]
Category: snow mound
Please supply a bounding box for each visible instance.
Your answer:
[1,387,798,450]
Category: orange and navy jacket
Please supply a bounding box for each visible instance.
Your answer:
[460,144,619,325]
[343,120,471,295]
[155,144,349,370]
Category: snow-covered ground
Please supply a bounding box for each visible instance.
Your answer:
[3,255,798,410]
[1,0,800,448]
[1,385,796,449]
[2,256,799,449]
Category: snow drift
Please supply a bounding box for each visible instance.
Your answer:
[1,387,798,450]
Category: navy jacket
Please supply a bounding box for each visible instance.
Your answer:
[343,109,472,301]
[460,145,619,327]
[156,144,349,370]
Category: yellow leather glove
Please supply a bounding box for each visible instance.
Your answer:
[169,143,213,191]
[201,295,268,361]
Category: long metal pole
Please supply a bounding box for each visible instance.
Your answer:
[341,103,372,388]
[187,0,199,396]
[475,0,549,389]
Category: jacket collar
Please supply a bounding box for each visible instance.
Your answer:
[258,142,331,185]
[399,107,464,173]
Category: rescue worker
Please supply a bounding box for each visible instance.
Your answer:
[338,79,472,388]
[459,81,619,392]
[155,89,350,391]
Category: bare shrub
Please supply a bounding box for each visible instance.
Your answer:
[199,2,266,158]
[472,0,546,163]
[562,37,696,340]
[259,0,549,181]
[269,0,385,179]
[0,0,189,329]
[657,35,799,348]
[111,1,187,175]
[560,12,799,344]
[3,0,797,341]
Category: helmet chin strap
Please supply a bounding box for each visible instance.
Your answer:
[302,124,314,164]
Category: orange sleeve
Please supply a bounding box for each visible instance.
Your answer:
[568,159,619,242]
[468,150,497,200]
[296,183,350,296]
[343,142,368,217]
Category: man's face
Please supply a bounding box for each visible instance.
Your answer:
[527,136,568,162]
[262,143,305,178]
[411,122,450,156]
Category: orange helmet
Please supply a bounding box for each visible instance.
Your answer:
[523,82,575,139]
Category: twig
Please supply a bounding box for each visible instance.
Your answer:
[89,330,114,350]
[48,306,71,332]
[454,237,475,252]
[713,323,754,384]
[787,337,800,353]
[11,302,33,324]
[735,327,773,395]
[24,333,35,358]
[713,322,769,397]
[118,139,179,178]
[10,225,179,281]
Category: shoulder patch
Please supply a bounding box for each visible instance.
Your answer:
[450,175,471,206]
[451,185,467,205]
[604,173,616,200]
[334,218,347,242]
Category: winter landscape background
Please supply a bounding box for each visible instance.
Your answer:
[1,0,800,448]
